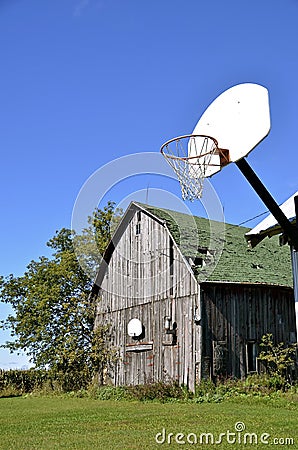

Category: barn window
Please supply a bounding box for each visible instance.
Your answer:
[135,211,141,235]
[169,239,174,296]
[246,341,257,373]
[170,239,174,275]
[135,222,141,235]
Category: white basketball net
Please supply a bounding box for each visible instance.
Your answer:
[161,135,219,201]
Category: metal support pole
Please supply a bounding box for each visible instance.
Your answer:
[295,195,298,233]
[293,196,298,342]
[236,158,298,250]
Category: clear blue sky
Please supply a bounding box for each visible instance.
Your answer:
[1,0,297,368]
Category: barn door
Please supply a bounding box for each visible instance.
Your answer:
[212,340,227,377]
[162,344,180,383]
[124,347,154,385]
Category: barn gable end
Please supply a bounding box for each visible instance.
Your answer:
[94,202,201,390]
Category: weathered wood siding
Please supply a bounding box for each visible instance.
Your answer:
[201,282,296,379]
[95,207,201,390]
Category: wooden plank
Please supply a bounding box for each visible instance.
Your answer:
[126,343,153,352]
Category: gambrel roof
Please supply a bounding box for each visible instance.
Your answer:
[137,203,293,287]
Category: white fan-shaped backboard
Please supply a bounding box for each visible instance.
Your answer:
[127,318,143,337]
[190,83,271,177]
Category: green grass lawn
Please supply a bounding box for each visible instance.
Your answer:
[0,396,297,449]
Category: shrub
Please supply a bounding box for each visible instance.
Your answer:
[127,381,191,402]
[258,333,297,380]
[90,385,129,401]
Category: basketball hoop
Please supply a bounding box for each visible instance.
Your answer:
[160,134,230,201]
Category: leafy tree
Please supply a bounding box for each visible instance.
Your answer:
[92,201,122,254]
[72,201,123,279]
[0,202,122,386]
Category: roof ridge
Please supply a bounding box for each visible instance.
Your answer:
[134,201,251,231]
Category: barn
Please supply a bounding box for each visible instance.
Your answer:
[91,201,296,391]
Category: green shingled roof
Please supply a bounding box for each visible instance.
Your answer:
[138,203,293,287]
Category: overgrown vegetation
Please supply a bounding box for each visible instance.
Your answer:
[1,369,298,404]
[67,375,298,404]
[258,333,297,378]
[0,368,94,397]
